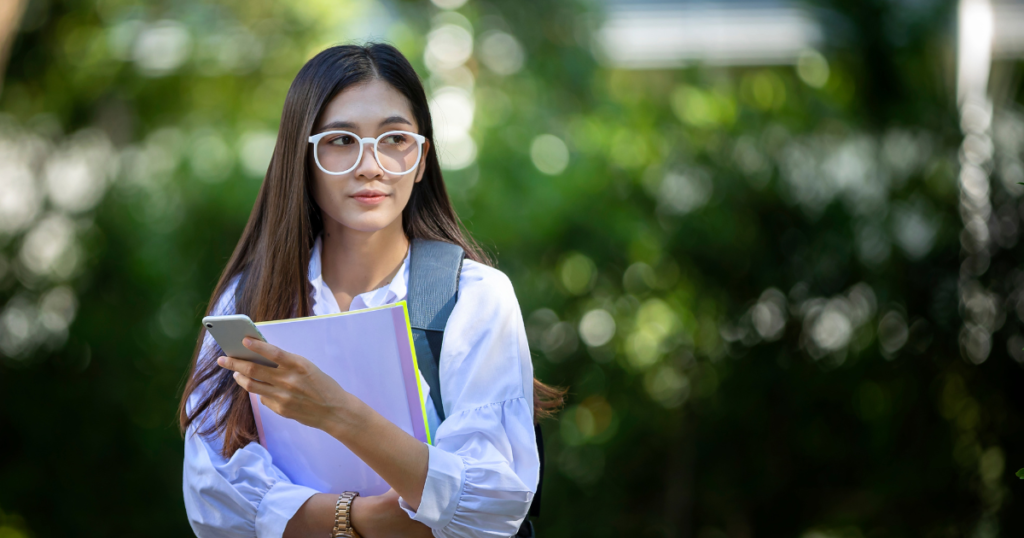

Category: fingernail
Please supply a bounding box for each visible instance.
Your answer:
[217,357,226,365]
[242,337,250,346]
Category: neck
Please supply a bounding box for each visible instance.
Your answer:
[319,215,409,304]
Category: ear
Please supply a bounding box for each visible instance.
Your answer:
[414,139,431,183]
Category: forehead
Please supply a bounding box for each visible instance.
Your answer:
[318,78,417,131]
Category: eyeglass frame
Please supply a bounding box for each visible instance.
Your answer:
[307,130,428,176]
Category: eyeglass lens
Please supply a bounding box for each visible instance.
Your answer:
[316,132,419,175]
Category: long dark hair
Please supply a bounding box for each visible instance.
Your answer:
[178,43,564,457]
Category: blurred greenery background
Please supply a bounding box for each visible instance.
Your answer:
[2,0,1024,536]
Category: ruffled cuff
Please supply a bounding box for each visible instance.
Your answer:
[255,481,318,538]
[398,444,466,529]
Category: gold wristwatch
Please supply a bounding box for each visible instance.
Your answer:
[331,491,361,538]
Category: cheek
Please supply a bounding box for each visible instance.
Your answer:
[310,170,335,209]
[392,175,418,207]
[311,170,350,220]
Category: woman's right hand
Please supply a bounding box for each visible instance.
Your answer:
[352,489,433,538]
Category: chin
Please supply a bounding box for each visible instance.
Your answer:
[339,214,397,234]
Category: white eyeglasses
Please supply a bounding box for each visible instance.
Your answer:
[308,130,427,176]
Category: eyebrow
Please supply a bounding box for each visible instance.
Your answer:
[317,115,414,132]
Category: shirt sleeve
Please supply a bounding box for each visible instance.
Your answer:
[182,278,318,538]
[398,262,540,537]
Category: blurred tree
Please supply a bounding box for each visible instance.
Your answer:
[1,0,1023,537]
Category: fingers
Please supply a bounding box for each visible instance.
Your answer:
[219,340,325,423]
[242,338,296,368]
[230,370,274,396]
[229,369,293,417]
[243,338,310,374]
[217,355,277,381]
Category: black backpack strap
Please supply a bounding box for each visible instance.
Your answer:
[407,238,465,422]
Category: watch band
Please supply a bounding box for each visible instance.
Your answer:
[331,491,361,538]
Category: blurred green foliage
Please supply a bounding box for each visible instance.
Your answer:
[2,0,1024,537]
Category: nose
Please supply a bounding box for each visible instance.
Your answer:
[354,137,385,180]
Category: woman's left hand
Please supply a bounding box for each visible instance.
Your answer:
[218,338,351,432]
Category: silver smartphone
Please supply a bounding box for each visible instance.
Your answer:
[202,314,277,368]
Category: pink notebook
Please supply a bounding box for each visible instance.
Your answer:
[249,301,429,496]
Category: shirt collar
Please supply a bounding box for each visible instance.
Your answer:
[308,235,410,314]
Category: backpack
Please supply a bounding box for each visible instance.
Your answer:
[407,238,543,538]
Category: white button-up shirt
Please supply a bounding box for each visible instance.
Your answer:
[183,237,539,537]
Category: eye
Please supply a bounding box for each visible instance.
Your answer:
[381,133,407,145]
[327,134,356,146]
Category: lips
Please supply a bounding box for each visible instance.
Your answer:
[352,190,388,204]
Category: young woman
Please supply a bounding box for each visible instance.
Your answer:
[178,44,562,538]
